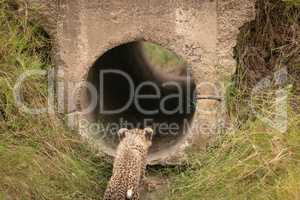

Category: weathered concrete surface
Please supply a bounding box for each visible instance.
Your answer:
[28,0,256,165]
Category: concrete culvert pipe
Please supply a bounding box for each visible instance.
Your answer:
[28,0,256,165]
[81,41,197,163]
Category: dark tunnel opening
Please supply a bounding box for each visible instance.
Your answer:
[83,41,197,155]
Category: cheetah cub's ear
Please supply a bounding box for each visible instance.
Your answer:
[118,128,128,140]
[144,127,154,141]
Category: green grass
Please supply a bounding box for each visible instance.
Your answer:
[0,1,111,199]
[284,0,300,6]
[165,114,300,199]
[143,42,185,74]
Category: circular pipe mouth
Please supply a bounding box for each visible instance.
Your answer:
[81,41,197,160]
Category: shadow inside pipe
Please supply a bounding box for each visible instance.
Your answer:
[83,41,197,154]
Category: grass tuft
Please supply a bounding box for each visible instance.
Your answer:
[0,1,110,199]
[166,116,300,199]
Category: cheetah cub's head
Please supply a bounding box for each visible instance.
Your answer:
[118,127,154,149]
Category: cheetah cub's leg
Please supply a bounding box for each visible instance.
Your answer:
[128,190,139,200]
[140,127,153,191]
[141,127,153,183]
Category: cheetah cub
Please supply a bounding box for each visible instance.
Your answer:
[103,127,154,200]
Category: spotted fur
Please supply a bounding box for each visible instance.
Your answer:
[103,128,153,200]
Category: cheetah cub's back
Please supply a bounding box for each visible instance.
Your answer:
[103,127,154,200]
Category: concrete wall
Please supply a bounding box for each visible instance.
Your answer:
[29,0,256,164]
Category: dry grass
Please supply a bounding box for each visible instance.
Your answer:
[163,0,300,199]
[0,1,111,199]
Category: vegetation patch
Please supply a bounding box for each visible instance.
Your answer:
[164,0,300,199]
[0,1,111,199]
